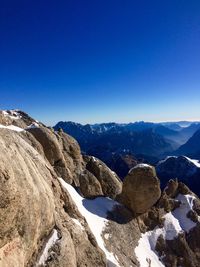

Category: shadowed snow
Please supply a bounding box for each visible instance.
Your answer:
[59,178,120,267]
[37,229,59,266]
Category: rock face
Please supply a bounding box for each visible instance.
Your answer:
[84,155,122,198]
[120,164,161,214]
[27,127,84,185]
[79,170,103,198]
[0,128,107,267]
[0,129,55,267]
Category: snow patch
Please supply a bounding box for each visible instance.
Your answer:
[37,229,59,266]
[59,178,120,267]
[158,156,177,165]
[184,156,200,168]
[2,110,21,120]
[172,194,197,231]
[92,156,97,162]
[104,233,110,240]
[130,163,150,172]
[26,122,40,129]
[0,124,24,132]
[135,194,198,267]
[158,156,200,169]
[72,218,84,231]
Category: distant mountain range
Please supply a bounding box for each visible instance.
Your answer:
[54,120,200,178]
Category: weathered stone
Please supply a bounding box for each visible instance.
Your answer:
[0,129,106,267]
[120,164,161,214]
[84,155,122,199]
[79,170,103,198]
[0,129,55,267]
[164,179,179,198]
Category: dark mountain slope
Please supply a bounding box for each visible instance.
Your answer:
[176,128,200,157]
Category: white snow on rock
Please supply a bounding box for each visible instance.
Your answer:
[135,163,151,168]
[172,194,197,231]
[59,178,120,267]
[26,122,40,129]
[37,229,59,266]
[0,124,24,132]
[158,155,200,169]
[104,233,110,240]
[2,110,22,120]
[72,218,84,231]
[184,156,200,168]
[158,156,177,165]
[135,193,198,267]
[92,156,97,162]
[129,163,151,173]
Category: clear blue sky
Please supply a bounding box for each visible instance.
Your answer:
[1,0,200,125]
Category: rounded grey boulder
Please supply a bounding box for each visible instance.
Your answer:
[121,164,161,214]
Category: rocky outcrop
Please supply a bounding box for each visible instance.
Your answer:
[0,110,42,129]
[0,128,107,267]
[26,126,121,199]
[79,170,103,198]
[0,129,55,267]
[26,127,84,185]
[120,164,161,214]
[84,155,122,198]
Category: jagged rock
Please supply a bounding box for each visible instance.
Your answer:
[0,111,13,125]
[178,182,192,195]
[156,231,200,267]
[0,110,41,129]
[164,179,179,197]
[193,198,200,215]
[120,164,161,214]
[84,155,122,199]
[79,170,103,198]
[158,191,180,213]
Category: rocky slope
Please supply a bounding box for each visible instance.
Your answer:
[1,110,200,267]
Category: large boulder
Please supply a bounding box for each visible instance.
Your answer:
[120,164,161,214]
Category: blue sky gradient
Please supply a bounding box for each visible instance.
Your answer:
[0,0,200,125]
